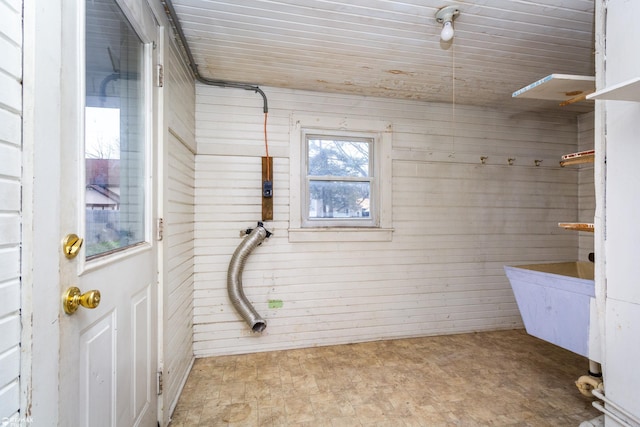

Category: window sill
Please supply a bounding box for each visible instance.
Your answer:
[288,228,394,243]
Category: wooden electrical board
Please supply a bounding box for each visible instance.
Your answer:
[262,156,273,221]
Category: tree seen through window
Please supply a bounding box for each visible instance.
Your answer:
[306,137,372,220]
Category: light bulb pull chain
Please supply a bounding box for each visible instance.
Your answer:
[452,42,456,155]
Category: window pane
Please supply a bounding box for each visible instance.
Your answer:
[307,138,370,177]
[85,0,146,258]
[308,181,370,219]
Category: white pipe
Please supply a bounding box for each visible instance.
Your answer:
[592,402,635,427]
[592,389,640,426]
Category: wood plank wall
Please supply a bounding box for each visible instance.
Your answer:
[193,85,582,357]
[162,38,196,420]
[0,0,23,419]
[577,112,595,262]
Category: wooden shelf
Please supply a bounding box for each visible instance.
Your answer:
[560,150,595,167]
[587,77,640,101]
[559,151,595,232]
[513,74,595,102]
[559,222,594,232]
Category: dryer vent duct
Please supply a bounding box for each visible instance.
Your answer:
[227,222,271,332]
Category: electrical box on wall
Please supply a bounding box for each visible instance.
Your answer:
[262,180,273,198]
[262,157,273,221]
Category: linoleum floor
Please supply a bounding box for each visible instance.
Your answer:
[169,329,599,426]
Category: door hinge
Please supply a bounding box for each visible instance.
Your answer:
[157,218,164,241]
[156,64,164,87]
[157,370,164,395]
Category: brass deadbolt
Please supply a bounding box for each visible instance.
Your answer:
[63,287,101,314]
[62,234,84,259]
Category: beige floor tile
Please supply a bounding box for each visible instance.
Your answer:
[169,330,601,426]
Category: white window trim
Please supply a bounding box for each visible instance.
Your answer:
[289,114,393,242]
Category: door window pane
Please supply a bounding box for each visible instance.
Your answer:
[85,0,146,258]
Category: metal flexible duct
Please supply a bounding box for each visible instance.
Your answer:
[227,224,271,332]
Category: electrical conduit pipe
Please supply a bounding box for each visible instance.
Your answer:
[227,223,271,332]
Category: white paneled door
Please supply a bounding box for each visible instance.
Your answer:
[58,0,159,426]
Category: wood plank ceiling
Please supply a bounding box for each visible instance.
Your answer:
[166,0,595,112]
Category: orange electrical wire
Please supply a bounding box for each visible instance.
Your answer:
[264,112,270,180]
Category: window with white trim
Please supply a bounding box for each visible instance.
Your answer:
[303,131,377,227]
[289,115,393,242]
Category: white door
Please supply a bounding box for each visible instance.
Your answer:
[58,0,160,426]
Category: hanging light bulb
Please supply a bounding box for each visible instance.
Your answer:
[440,21,454,42]
[435,5,460,42]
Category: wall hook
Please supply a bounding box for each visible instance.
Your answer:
[480,156,488,164]
[534,159,543,167]
[508,157,515,165]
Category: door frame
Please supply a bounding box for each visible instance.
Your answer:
[21,0,65,422]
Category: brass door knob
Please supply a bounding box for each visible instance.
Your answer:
[63,286,101,314]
